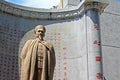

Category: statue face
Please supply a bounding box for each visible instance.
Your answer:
[35,27,45,38]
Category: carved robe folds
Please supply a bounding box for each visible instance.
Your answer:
[20,38,56,80]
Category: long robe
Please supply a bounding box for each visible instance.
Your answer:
[20,38,56,80]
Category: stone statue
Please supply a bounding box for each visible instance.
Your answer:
[20,25,56,80]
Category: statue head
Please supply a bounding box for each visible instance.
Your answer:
[34,25,46,39]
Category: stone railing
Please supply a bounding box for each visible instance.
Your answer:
[0,0,108,20]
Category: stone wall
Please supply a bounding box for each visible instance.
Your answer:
[100,0,120,80]
[0,1,88,80]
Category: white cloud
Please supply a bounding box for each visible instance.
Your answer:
[6,0,60,9]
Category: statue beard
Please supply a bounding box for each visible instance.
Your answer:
[36,33,45,40]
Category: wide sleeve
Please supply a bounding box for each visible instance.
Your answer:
[49,45,56,80]
[20,40,31,68]
[51,45,56,68]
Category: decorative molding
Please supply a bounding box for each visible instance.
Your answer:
[0,0,108,20]
[85,2,101,11]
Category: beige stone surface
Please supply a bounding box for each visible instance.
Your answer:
[20,25,56,80]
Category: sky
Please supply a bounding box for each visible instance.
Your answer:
[5,0,60,9]
[5,0,120,9]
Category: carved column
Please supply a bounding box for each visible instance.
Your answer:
[85,1,108,80]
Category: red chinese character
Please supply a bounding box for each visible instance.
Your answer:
[64,72,67,76]
[58,33,60,35]
[64,57,67,59]
[63,48,67,50]
[94,24,100,30]
[94,40,101,45]
[96,56,101,62]
[63,62,67,65]
[64,67,67,70]
[96,73,103,79]
[63,78,67,80]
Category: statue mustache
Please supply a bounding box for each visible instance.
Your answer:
[36,33,45,37]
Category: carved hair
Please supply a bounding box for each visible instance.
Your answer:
[34,25,46,34]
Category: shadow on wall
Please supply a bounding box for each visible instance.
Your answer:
[0,25,25,80]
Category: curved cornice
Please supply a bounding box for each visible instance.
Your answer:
[0,0,108,20]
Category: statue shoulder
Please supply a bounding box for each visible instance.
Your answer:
[42,41,54,49]
[25,39,36,45]
[26,39,34,43]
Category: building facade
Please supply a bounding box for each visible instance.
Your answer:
[0,0,120,80]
